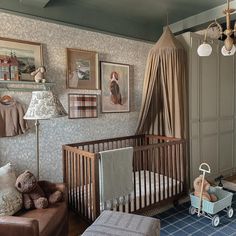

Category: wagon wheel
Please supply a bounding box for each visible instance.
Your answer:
[189,206,196,215]
[212,215,220,227]
[227,207,234,218]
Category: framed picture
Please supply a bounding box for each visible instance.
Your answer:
[68,93,98,119]
[100,61,130,113]
[66,48,99,90]
[0,37,43,81]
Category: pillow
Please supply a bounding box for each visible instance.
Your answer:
[0,163,22,216]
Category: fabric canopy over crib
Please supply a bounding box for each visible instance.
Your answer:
[136,27,187,138]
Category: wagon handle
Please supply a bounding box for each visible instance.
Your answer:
[198,163,211,216]
[199,163,211,173]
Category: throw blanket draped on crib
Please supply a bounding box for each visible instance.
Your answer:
[99,147,133,208]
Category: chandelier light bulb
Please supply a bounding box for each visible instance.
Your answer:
[197,42,212,57]
[221,44,236,56]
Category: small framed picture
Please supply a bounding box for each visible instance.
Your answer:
[0,37,43,81]
[68,93,98,119]
[100,61,130,113]
[66,48,99,90]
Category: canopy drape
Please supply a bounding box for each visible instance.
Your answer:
[136,27,187,138]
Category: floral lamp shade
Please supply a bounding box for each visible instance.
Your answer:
[24,91,67,120]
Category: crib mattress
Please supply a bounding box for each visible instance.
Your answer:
[128,171,180,211]
[70,170,181,218]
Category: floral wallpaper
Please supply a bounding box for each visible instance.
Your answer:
[0,12,152,182]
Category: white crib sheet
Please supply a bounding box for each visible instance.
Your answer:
[71,170,181,219]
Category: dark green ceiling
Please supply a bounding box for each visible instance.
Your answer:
[0,0,226,41]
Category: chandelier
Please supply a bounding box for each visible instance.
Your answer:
[197,0,236,56]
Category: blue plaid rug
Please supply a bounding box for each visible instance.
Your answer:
[154,191,236,236]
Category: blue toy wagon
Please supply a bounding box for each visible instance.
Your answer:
[189,187,234,226]
[189,163,234,227]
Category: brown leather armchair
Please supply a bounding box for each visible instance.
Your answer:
[0,182,68,236]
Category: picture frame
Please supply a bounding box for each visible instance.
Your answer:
[0,37,43,81]
[100,61,130,113]
[68,93,98,119]
[66,48,99,90]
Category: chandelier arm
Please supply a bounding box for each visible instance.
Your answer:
[198,0,236,57]
[203,20,223,42]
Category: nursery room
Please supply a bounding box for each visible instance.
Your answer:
[1,0,236,235]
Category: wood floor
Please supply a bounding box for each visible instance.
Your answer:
[68,210,89,236]
[225,174,236,183]
[222,174,236,191]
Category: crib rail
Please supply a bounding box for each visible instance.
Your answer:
[67,134,146,152]
[63,134,187,222]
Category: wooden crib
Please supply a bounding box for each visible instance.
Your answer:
[63,134,188,223]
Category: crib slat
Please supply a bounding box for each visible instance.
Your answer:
[85,156,88,218]
[65,150,68,193]
[180,143,184,192]
[75,153,78,212]
[78,154,82,214]
[72,152,75,210]
[144,150,147,207]
[144,170,147,207]
[88,158,92,220]
[138,150,142,209]
[153,147,157,203]
[148,149,152,205]
[174,144,178,196]
[81,156,85,216]
[74,153,77,210]
[72,153,75,211]
[183,142,188,193]
[170,145,174,197]
[63,150,68,199]
[163,146,166,200]
[177,144,181,194]
[158,147,161,201]
[166,145,170,199]
[133,157,137,211]
[68,151,71,207]
[69,151,73,209]
[62,148,67,184]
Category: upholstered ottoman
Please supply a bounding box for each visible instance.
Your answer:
[82,210,160,236]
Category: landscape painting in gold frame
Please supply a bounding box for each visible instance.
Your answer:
[0,37,43,81]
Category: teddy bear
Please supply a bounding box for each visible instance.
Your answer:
[31,66,46,83]
[193,175,217,202]
[15,170,63,210]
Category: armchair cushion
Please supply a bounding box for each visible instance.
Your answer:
[0,182,68,236]
[0,163,22,216]
[17,201,67,236]
[0,216,39,236]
